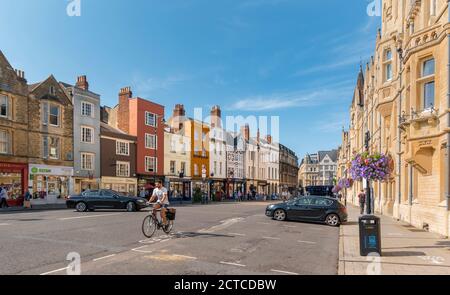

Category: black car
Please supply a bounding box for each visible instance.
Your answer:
[66,190,149,212]
[265,196,348,226]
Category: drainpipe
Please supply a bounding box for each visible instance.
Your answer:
[397,50,403,216]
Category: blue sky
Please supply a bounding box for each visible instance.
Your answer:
[0,0,380,159]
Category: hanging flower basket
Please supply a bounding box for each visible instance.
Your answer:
[350,152,391,182]
[338,178,353,188]
[332,184,342,193]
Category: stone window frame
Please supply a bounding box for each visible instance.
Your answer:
[383,48,393,82]
[170,161,176,175]
[48,103,61,127]
[0,94,10,119]
[0,129,10,155]
[417,56,436,111]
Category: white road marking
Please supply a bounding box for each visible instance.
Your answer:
[58,213,123,221]
[173,255,197,260]
[199,217,244,233]
[93,254,116,262]
[263,236,280,240]
[229,233,246,237]
[131,246,154,253]
[40,267,68,276]
[220,261,246,267]
[298,240,317,245]
[271,269,299,275]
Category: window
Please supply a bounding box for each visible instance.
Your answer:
[81,126,94,143]
[421,58,435,109]
[145,112,156,127]
[145,134,157,149]
[116,162,130,177]
[49,86,56,96]
[81,153,94,170]
[194,130,199,141]
[116,141,129,155]
[81,101,94,117]
[170,161,176,174]
[181,162,186,174]
[49,137,60,159]
[220,162,222,175]
[0,95,8,118]
[214,161,217,175]
[0,130,9,154]
[170,139,176,152]
[49,105,60,126]
[194,164,199,176]
[145,156,157,172]
[384,49,393,82]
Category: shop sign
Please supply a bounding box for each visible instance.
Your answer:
[29,165,73,176]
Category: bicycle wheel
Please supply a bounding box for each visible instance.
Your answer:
[163,220,174,234]
[142,215,157,238]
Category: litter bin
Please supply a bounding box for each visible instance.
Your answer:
[359,215,382,256]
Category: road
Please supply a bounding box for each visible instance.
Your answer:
[0,202,339,275]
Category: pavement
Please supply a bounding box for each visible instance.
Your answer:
[339,205,450,275]
[0,201,339,275]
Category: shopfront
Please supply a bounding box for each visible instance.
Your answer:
[74,177,100,195]
[29,164,73,205]
[226,179,244,199]
[101,176,137,196]
[166,178,191,202]
[210,180,226,201]
[0,162,28,207]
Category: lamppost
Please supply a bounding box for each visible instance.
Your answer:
[365,131,372,215]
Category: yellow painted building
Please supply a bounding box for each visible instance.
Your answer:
[338,0,450,236]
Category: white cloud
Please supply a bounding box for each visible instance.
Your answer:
[132,74,190,95]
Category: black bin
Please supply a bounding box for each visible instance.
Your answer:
[359,215,382,256]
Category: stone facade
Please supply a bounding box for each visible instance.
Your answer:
[279,143,299,193]
[337,0,450,236]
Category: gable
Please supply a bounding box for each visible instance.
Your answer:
[0,50,28,96]
[29,75,72,106]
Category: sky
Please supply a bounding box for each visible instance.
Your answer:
[0,0,380,159]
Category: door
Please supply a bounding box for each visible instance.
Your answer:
[308,198,333,220]
[98,190,118,209]
[289,198,314,220]
[47,182,59,203]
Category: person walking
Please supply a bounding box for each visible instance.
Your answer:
[0,184,8,208]
[358,190,366,215]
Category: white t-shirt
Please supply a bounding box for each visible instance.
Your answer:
[152,187,169,205]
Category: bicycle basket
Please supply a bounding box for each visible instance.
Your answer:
[166,208,176,220]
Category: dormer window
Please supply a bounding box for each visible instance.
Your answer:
[49,86,56,96]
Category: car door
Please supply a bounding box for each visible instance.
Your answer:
[85,191,102,209]
[99,190,117,209]
[288,198,314,220]
[308,198,332,221]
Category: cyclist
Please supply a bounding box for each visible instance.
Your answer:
[149,180,170,226]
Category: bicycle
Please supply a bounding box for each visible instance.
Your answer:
[142,203,175,238]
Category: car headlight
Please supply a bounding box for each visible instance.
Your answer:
[137,200,145,203]
[267,205,274,209]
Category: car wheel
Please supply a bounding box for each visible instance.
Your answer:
[76,202,87,212]
[126,202,136,212]
[273,209,286,221]
[325,214,340,227]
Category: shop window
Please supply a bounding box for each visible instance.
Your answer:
[145,156,157,173]
[0,95,9,118]
[116,161,130,177]
[116,140,129,156]
[81,126,94,143]
[49,104,60,126]
[81,153,94,170]
[0,130,9,154]
[145,111,156,127]
[81,101,94,117]
[145,133,157,149]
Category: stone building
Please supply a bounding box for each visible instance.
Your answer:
[61,76,101,194]
[0,50,29,207]
[225,131,245,198]
[299,150,337,187]
[28,75,74,204]
[209,106,227,199]
[279,144,299,193]
[337,0,450,236]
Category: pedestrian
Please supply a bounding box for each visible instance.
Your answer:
[358,190,366,215]
[24,189,32,209]
[0,184,8,208]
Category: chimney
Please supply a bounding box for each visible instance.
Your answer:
[15,69,26,81]
[266,134,272,144]
[210,105,222,128]
[118,87,132,133]
[76,75,89,91]
[241,124,250,142]
[172,104,186,132]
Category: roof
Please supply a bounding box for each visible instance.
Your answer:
[60,81,101,98]
[100,122,137,141]
[318,150,338,162]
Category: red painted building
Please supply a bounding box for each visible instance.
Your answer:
[114,87,165,190]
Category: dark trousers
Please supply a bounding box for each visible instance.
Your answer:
[0,198,8,208]
[359,202,365,215]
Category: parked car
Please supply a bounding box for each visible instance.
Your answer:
[66,190,148,212]
[265,196,348,226]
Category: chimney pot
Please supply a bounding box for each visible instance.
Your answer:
[76,75,89,91]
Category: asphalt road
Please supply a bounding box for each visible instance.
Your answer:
[0,202,339,275]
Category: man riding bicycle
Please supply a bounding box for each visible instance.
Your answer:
[149,180,169,226]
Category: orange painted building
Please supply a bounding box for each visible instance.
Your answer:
[113,87,165,189]
[185,119,209,191]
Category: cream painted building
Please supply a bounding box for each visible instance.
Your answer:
[338,0,450,236]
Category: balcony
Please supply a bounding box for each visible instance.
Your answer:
[399,107,439,131]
